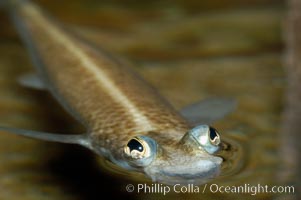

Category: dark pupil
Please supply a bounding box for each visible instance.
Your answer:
[209,127,218,140]
[127,139,144,152]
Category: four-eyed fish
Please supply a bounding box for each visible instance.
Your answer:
[0,0,236,184]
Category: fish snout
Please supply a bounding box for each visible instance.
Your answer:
[144,156,222,185]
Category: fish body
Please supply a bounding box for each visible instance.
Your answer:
[12,0,189,159]
[0,0,235,184]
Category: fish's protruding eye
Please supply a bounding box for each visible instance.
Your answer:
[123,136,157,167]
[209,127,221,146]
[127,138,144,152]
[124,137,152,160]
[188,125,221,154]
[125,138,147,159]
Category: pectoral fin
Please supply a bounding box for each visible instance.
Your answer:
[0,126,91,149]
[180,97,237,125]
[18,73,47,90]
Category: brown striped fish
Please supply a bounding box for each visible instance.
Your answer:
[0,0,236,184]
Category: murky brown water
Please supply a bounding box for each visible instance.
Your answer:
[1,0,297,199]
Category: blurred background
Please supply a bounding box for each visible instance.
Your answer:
[0,0,298,199]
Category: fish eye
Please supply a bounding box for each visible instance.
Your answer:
[124,137,150,159]
[189,125,221,154]
[123,136,157,167]
[127,138,144,153]
[209,127,221,146]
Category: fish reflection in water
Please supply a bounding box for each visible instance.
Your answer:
[0,0,238,186]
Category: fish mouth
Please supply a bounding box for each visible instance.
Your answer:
[144,156,222,185]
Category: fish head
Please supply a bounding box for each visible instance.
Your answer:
[122,125,223,185]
